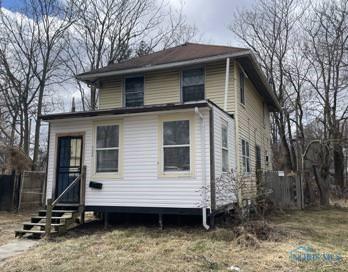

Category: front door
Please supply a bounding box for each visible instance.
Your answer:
[55,136,83,203]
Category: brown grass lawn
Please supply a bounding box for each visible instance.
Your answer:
[0,211,32,246]
[0,207,347,272]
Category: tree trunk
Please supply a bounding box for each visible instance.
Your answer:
[280,131,294,170]
[313,165,330,207]
[333,144,345,190]
[32,84,44,170]
[10,112,18,146]
[23,104,29,156]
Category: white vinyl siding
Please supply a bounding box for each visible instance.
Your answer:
[46,108,212,209]
[213,106,236,208]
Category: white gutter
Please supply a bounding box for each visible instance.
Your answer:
[195,107,210,230]
[77,51,251,81]
[224,57,230,111]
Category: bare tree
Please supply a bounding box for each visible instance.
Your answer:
[64,0,197,110]
[0,7,39,154]
[29,0,79,169]
[303,0,348,190]
[0,0,79,168]
[229,0,306,171]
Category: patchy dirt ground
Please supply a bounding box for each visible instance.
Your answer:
[0,208,347,272]
[0,212,31,246]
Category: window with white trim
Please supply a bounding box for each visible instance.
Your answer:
[222,123,229,172]
[163,120,190,172]
[240,69,245,105]
[125,76,144,107]
[241,139,250,173]
[255,145,261,170]
[96,125,119,173]
[182,68,205,102]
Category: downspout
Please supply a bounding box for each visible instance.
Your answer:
[234,62,242,205]
[195,107,210,230]
[224,58,230,111]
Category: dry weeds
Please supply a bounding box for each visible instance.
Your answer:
[0,211,32,246]
[0,208,347,272]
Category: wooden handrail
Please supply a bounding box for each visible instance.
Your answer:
[45,165,86,238]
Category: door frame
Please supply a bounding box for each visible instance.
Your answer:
[51,132,85,201]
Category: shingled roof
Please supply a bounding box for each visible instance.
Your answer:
[77,43,249,78]
[76,42,280,111]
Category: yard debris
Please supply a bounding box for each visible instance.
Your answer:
[228,265,241,271]
[235,232,260,248]
[231,220,285,249]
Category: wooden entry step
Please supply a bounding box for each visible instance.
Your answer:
[15,207,82,239]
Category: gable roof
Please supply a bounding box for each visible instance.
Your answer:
[77,42,280,111]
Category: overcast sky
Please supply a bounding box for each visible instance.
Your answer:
[1,0,256,112]
[168,0,255,46]
[3,0,255,46]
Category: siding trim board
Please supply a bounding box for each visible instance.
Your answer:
[85,206,205,215]
[209,108,216,211]
[41,101,210,121]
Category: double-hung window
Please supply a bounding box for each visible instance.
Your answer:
[125,76,144,107]
[241,139,250,173]
[255,145,261,170]
[162,120,190,172]
[182,68,205,102]
[222,123,229,172]
[240,69,245,105]
[96,125,119,173]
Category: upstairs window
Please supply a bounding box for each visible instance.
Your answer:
[240,69,245,105]
[222,123,229,172]
[255,145,261,170]
[241,139,250,173]
[182,68,205,102]
[163,120,190,172]
[96,125,119,173]
[125,76,144,107]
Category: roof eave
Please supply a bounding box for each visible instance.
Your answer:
[76,51,251,83]
[40,101,211,121]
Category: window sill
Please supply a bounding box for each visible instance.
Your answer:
[158,171,194,178]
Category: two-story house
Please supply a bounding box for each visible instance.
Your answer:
[31,43,279,232]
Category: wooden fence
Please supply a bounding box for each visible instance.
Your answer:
[0,171,45,211]
[259,171,302,209]
[18,171,45,210]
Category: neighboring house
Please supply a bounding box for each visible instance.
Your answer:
[41,43,280,228]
